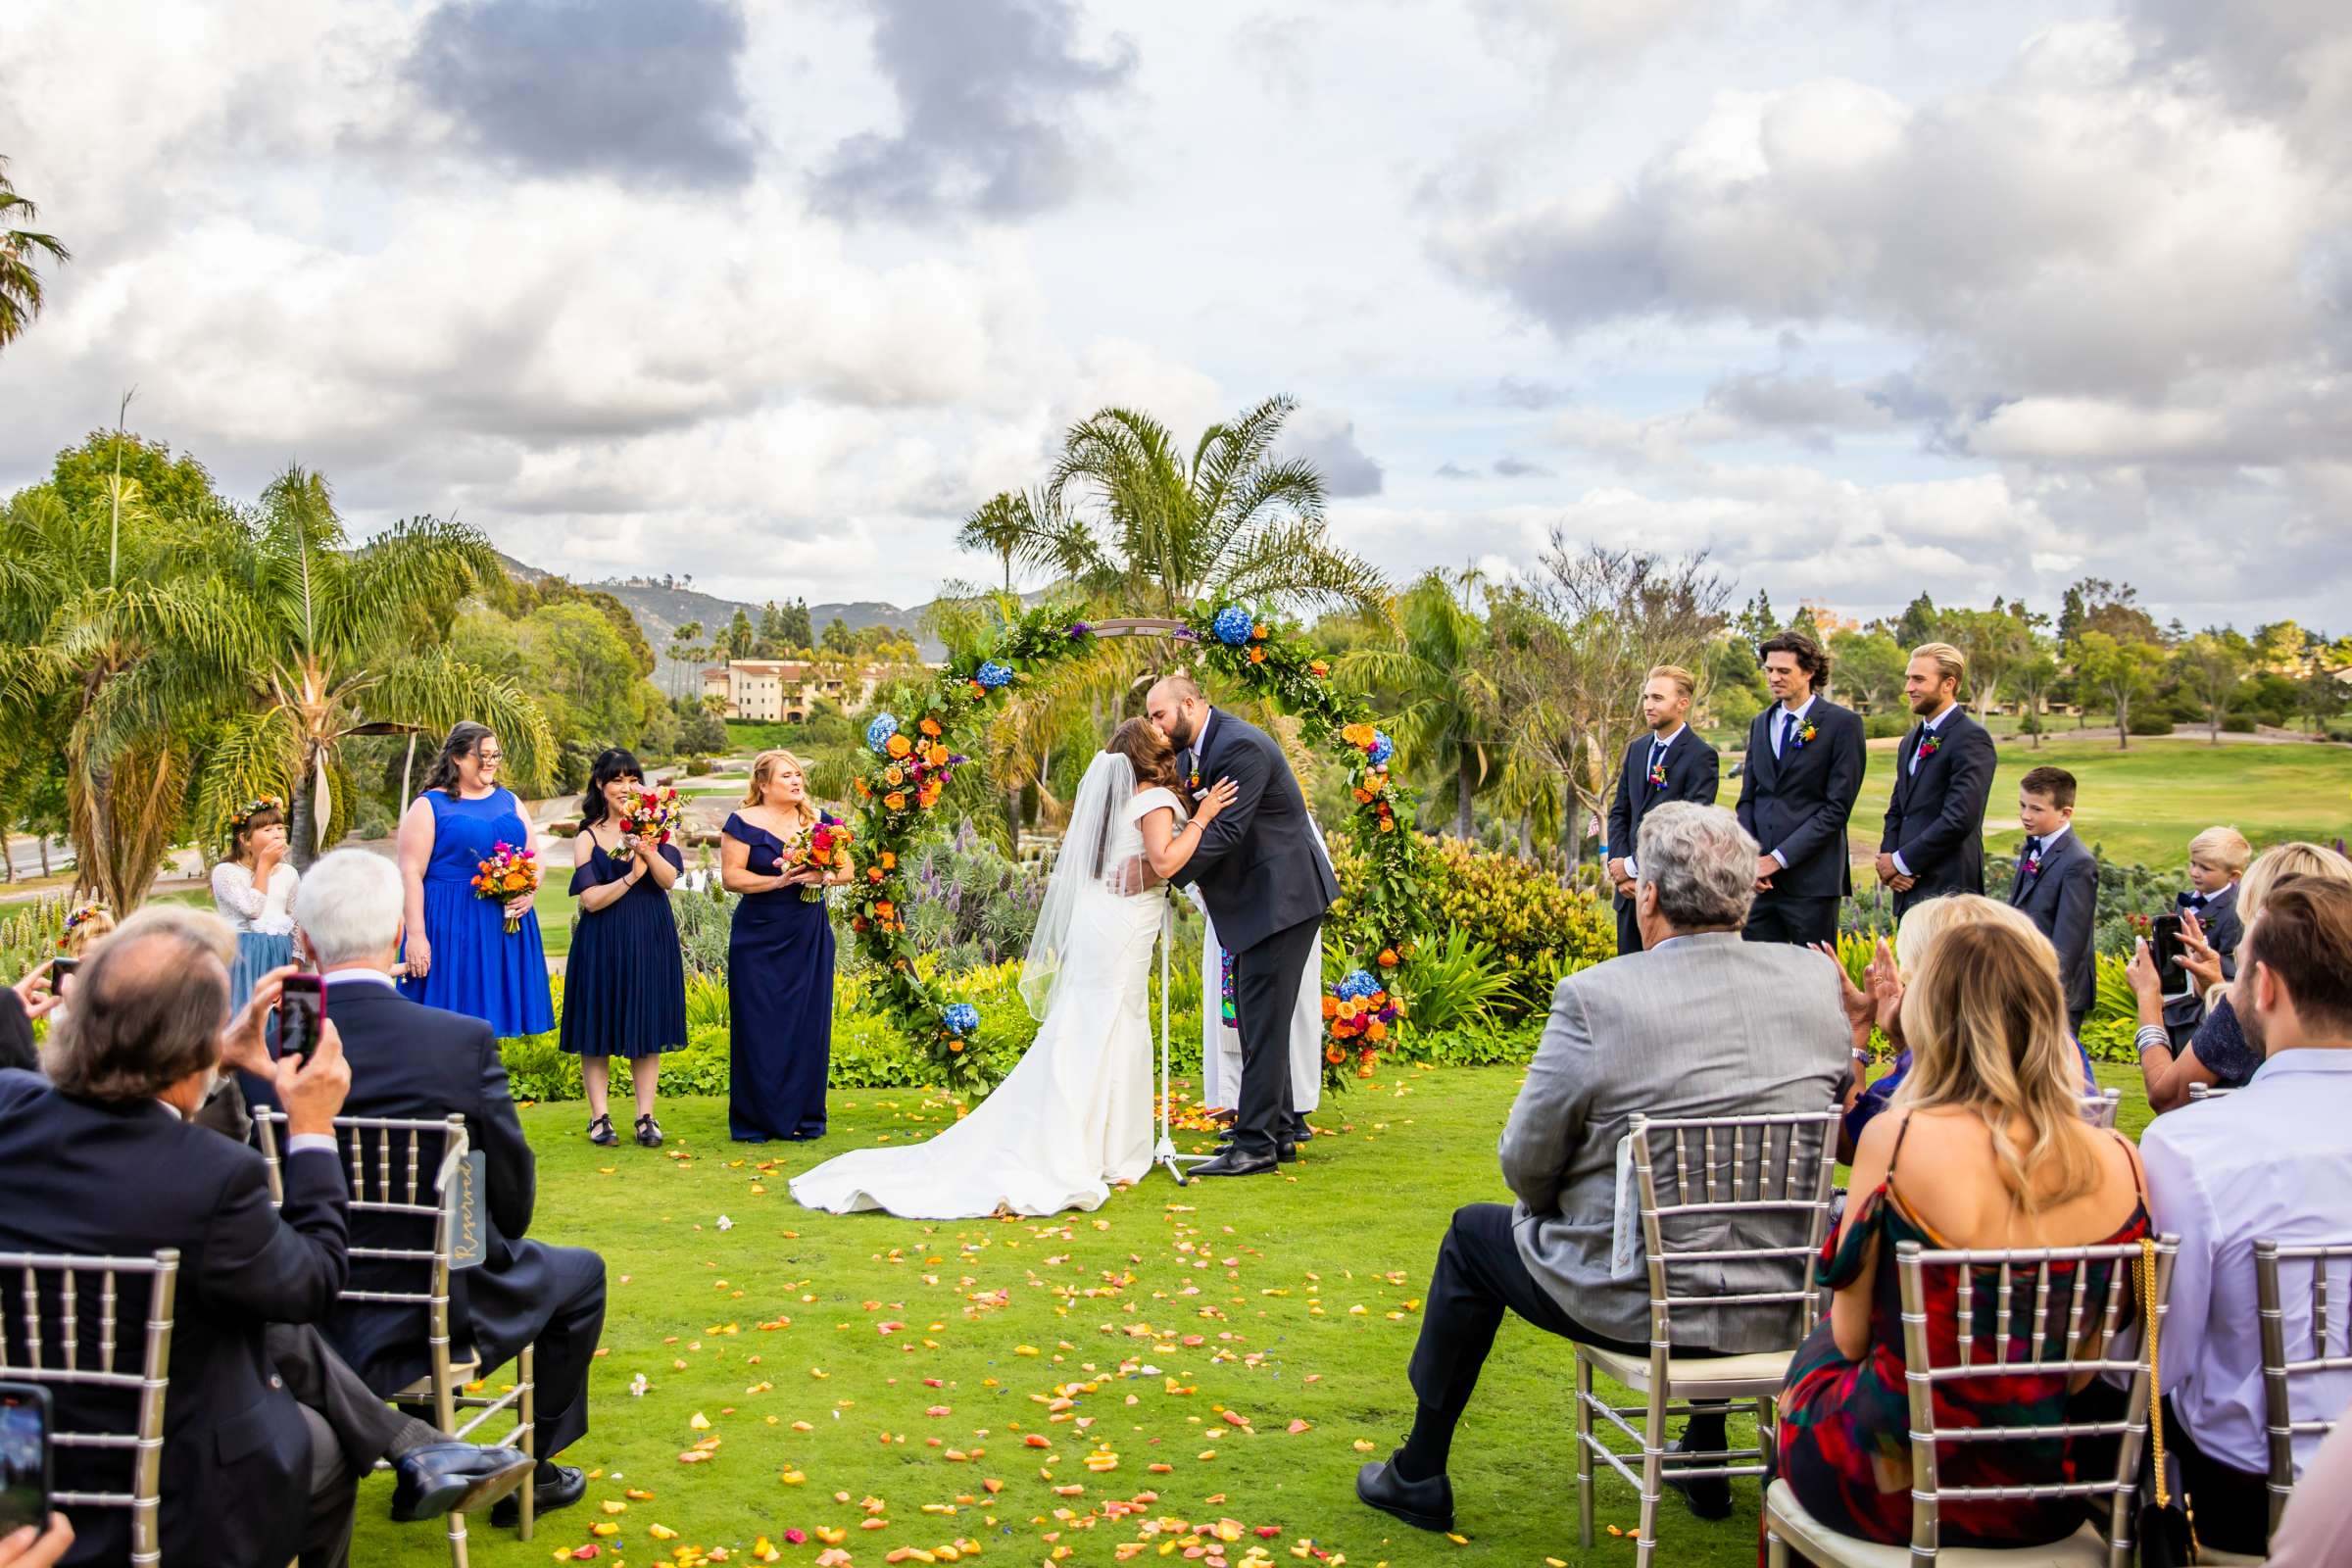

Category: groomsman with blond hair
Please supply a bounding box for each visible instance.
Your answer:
[1604,664,1720,955]
[1875,641,1997,918]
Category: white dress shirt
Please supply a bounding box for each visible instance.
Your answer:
[1889,703,1958,877]
[2140,1048,2352,1475]
[1766,696,1819,869]
[1620,725,1688,880]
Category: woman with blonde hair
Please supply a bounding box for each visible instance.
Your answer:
[2132,840,2352,1110]
[720,749,850,1142]
[1773,904,2150,1552]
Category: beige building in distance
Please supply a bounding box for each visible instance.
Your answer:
[701,659,890,721]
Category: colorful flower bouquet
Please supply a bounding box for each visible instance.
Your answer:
[789,812,855,903]
[471,841,540,934]
[1322,966,1403,1078]
[614,783,683,847]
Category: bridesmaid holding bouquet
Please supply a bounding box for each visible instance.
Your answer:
[720,749,850,1142]
[562,749,687,1148]
[397,721,556,1037]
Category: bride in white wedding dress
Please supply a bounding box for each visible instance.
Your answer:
[790,719,1237,1219]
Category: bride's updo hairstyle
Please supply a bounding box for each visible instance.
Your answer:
[1107,717,1181,790]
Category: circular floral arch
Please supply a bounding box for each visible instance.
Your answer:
[843,602,1425,1090]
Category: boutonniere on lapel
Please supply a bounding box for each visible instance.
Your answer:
[1790,718,1819,751]
[2025,845,2046,878]
[1917,733,1941,760]
[1647,759,1669,791]
[1188,764,1202,794]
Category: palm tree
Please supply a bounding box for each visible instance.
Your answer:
[1041,395,1386,617]
[956,490,1066,595]
[191,466,555,867]
[1340,568,1502,840]
[0,484,246,910]
[0,156,70,352]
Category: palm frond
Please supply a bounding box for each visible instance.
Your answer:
[190,706,305,846]
[361,651,558,795]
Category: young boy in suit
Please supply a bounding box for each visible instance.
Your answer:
[2167,826,2249,1045]
[2009,766,2098,1033]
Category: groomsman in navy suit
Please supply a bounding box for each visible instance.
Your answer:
[1604,664,1720,954]
[1735,630,1866,947]
[1875,642,1998,919]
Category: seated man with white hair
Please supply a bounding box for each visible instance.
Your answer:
[265,850,608,1526]
[1356,804,1852,1534]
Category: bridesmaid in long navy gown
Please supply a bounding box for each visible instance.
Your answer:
[721,750,849,1142]
[562,748,687,1149]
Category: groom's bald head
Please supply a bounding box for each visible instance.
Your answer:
[1145,673,1207,750]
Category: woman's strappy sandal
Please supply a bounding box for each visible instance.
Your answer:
[636,1113,664,1148]
[587,1113,618,1147]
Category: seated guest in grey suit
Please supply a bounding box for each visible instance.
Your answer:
[1356,803,1851,1535]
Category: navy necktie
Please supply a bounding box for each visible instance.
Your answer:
[1649,738,1666,777]
[1780,710,1797,756]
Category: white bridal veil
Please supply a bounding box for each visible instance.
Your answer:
[1017,749,1150,1021]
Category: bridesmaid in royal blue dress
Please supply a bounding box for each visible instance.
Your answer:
[562,748,687,1150]
[721,749,849,1142]
[396,720,556,1037]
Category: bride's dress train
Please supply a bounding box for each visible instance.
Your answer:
[788,780,1178,1219]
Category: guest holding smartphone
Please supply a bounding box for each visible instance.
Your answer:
[721,750,848,1143]
[561,748,686,1149]
[397,721,554,1038]
[213,797,299,1012]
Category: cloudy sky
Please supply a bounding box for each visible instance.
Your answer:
[2,0,2346,624]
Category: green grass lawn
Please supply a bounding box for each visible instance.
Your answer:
[345,1060,2162,1567]
[1851,736,2352,871]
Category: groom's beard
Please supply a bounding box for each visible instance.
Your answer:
[1171,710,1202,751]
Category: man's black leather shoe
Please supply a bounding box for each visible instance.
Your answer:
[389,1443,534,1522]
[1660,1438,1734,1520]
[1277,1142,1298,1163]
[1188,1148,1277,1178]
[1355,1453,1454,1532]
[491,1461,586,1527]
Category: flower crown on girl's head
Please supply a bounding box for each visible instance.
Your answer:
[227,795,284,835]
[62,900,113,937]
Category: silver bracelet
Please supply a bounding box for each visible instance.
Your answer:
[2134,1024,2173,1060]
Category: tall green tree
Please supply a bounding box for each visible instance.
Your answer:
[2068,630,2163,750]
[0,483,243,910]
[956,490,1065,594]
[1893,593,1938,649]
[758,600,787,654]
[780,597,813,651]
[1937,606,2036,716]
[722,607,756,661]
[2171,629,2252,744]
[0,155,70,352]
[821,615,855,655]
[48,429,219,516]
[2011,649,2060,747]
[1340,569,1502,840]
[191,466,553,867]
[1040,394,1385,617]
[1829,628,1906,714]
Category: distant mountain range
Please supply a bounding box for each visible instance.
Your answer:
[494,552,944,660]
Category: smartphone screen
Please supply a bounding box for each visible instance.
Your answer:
[278,973,326,1061]
[2150,914,2195,1002]
[0,1383,50,1537]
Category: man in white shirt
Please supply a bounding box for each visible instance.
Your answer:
[2140,877,2352,1555]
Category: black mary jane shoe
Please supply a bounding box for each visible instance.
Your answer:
[1354,1453,1454,1532]
[586,1114,618,1148]
[635,1113,664,1148]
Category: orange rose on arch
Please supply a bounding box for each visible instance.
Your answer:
[884,792,907,810]
[879,851,898,870]
[918,717,942,737]
[886,733,912,759]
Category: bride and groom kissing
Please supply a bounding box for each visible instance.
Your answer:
[790,673,1338,1219]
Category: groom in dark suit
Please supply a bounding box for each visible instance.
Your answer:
[1148,673,1337,1178]
[1603,664,1720,955]
[1874,641,1997,919]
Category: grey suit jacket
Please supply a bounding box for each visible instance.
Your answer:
[1497,932,1852,1351]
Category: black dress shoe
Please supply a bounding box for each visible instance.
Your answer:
[1277,1142,1298,1163]
[388,1443,534,1523]
[491,1461,585,1527]
[1660,1437,1733,1520]
[1188,1148,1278,1178]
[1215,1126,1237,1144]
[1355,1453,1454,1532]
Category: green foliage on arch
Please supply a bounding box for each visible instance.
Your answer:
[840,602,1427,1089]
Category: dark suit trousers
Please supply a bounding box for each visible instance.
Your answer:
[270,1322,433,1472]
[1231,914,1320,1159]
[1407,1203,1648,1416]
[1613,899,1642,956]
[1743,893,1838,948]
[468,1243,607,1458]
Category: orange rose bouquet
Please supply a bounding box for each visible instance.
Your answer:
[471,841,541,934]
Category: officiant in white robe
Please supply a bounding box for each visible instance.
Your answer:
[1189,817,1329,1118]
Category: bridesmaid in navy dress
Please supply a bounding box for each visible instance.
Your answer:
[721,749,849,1142]
[396,721,556,1037]
[562,748,687,1149]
